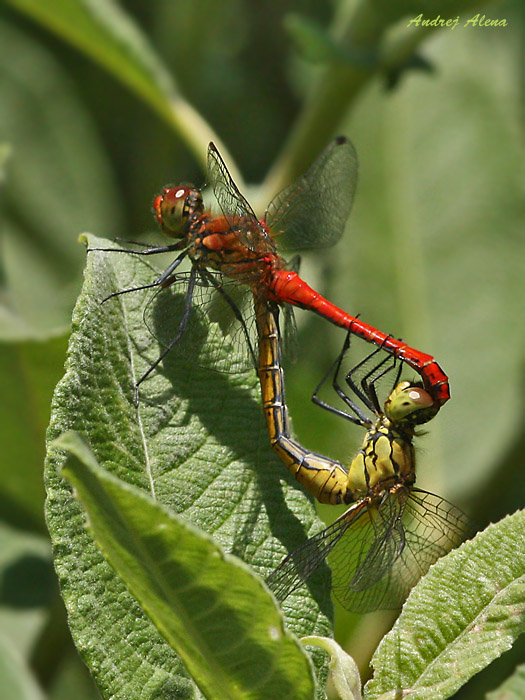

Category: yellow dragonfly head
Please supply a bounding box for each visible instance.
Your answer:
[384,381,439,426]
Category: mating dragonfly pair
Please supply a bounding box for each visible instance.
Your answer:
[94,138,468,613]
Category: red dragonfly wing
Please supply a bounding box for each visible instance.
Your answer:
[265,136,358,251]
[207,143,275,254]
[143,271,258,374]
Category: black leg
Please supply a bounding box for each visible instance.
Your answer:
[312,330,369,427]
[101,251,188,303]
[88,242,185,256]
[344,344,386,413]
[134,267,198,405]
[202,272,257,370]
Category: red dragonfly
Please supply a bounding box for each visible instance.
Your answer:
[96,138,449,405]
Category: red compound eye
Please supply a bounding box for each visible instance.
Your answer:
[153,186,192,238]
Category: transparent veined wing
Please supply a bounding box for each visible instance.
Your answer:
[207,142,274,254]
[347,490,471,612]
[264,137,358,251]
[142,270,258,374]
[327,494,407,612]
[266,487,471,613]
[141,273,300,375]
[265,500,366,606]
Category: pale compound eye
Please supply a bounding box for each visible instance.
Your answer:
[153,185,202,238]
[385,382,437,425]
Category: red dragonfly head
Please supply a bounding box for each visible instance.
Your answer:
[153,184,204,239]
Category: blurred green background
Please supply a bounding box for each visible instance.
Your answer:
[0,0,522,697]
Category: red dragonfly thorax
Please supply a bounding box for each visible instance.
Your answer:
[200,227,281,290]
[154,182,282,287]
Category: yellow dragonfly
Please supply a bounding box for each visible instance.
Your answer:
[255,300,469,612]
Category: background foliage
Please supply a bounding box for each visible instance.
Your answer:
[0,0,523,698]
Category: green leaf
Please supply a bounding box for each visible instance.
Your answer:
[302,637,361,700]
[3,0,228,170]
[45,234,331,699]
[4,0,175,120]
[0,628,45,700]
[0,335,69,531]
[0,18,122,339]
[58,430,315,700]
[486,663,525,700]
[365,510,525,699]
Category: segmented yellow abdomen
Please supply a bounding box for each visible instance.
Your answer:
[256,298,351,505]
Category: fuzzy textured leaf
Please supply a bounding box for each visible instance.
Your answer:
[365,510,525,699]
[45,234,331,699]
[59,430,315,700]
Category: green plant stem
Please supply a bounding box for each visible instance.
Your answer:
[258,0,479,205]
[3,0,244,185]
